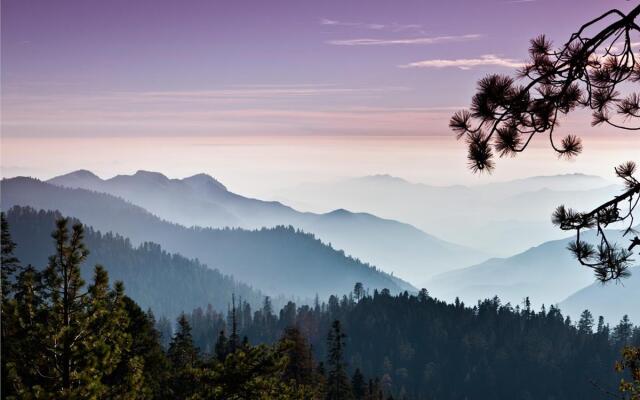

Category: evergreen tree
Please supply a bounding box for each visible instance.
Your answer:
[326,320,352,400]
[1,213,22,398]
[156,315,173,349]
[613,315,635,347]
[279,326,314,385]
[353,282,364,302]
[215,329,229,361]
[578,310,595,334]
[351,368,366,400]
[1,212,20,299]
[4,218,137,398]
[167,314,200,398]
[229,294,240,353]
[168,314,199,369]
[106,297,171,398]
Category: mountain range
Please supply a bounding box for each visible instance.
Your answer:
[47,169,487,282]
[426,226,639,323]
[559,267,640,324]
[275,173,620,255]
[1,177,413,299]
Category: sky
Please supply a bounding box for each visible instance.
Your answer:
[2,0,639,196]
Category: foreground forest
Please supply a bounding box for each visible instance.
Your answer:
[2,211,639,399]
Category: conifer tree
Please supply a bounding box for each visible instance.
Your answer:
[351,368,366,400]
[168,314,200,398]
[215,329,229,361]
[1,212,20,299]
[4,218,138,398]
[279,326,314,385]
[168,314,199,369]
[326,320,352,400]
[578,310,595,334]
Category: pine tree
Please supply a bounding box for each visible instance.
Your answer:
[353,282,364,302]
[1,212,21,299]
[279,326,314,385]
[215,329,229,361]
[326,320,352,400]
[5,218,137,398]
[156,315,173,349]
[578,310,595,334]
[351,368,366,400]
[168,314,200,398]
[613,315,634,347]
[229,294,240,353]
[1,213,22,398]
[168,314,199,369]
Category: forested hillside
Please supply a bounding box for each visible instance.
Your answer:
[1,212,380,399]
[1,177,411,298]
[4,206,265,319]
[184,289,640,400]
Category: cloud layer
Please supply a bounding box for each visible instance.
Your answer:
[327,34,483,46]
[400,54,524,69]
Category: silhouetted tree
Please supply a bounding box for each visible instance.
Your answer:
[326,320,352,400]
[351,368,366,400]
[452,5,640,282]
[578,310,595,334]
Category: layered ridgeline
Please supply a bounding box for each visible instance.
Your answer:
[1,177,412,298]
[4,206,265,320]
[47,170,486,281]
[426,228,639,323]
[276,173,619,256]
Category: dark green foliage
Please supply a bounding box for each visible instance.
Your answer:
[326,320,352,400]
[278,327,315,386]
[351,369,366,400]
[185,289,639,400]
[2,218,142,398]
[3,214,356,399]
[1,212,20,299]
[167,314,200,398]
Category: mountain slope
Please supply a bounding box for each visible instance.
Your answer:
[560,267,640,324]
[48,170,487,281]
[425,228,637,308]
[4,206,265,320]
[1,177,412,298]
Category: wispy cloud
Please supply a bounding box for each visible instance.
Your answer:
[327,34,483,46]
[320,18,422,33]
[399,54,525,69]
[131,85,410,101]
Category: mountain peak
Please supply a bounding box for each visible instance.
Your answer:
[182,173,227,191]
[54,169,101,181]
[326,208,353,217]
[48,170,103,188]
[131,170,169,182]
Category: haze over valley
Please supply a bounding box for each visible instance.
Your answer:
[3,0,640,398]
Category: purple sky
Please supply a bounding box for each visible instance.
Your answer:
[3,0,637,138]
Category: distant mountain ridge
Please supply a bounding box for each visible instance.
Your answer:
[47,169,488,282]
[426,226,638,318]
[1,177,413,299]
[559,266,640,324]
[276,172,619,255]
